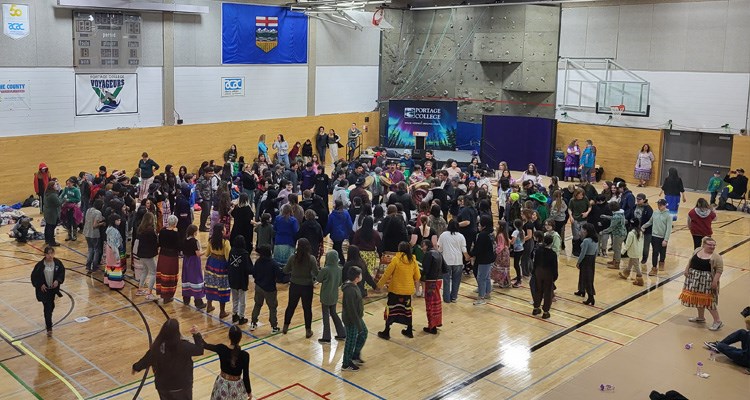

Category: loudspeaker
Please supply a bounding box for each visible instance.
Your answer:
[412,148,424,160]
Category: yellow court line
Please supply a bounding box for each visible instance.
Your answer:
[0,326,84,400]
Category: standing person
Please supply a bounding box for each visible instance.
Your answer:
[298,209,324,260]
[104,214,125,290]
[420,239,446,334]
[575,223,599,306]
[282,238,319,337]
[707,171,723,206]
[437,220,468,303]
[659,167,687,221]
[83,199,105,274]
[181,225,206,309]
[471,215,496,306]
[136,212,159,300]
[230,193,255,253]
[30,246,65,337]
[531,235,558,319]
[603,202,627,270]
[579,139,596,183]
[315,126,328,164]
[132,319,204,400]
[258,134,269,161]
[456,196,478,275]
[196,168,216,232]
[43,182,61,247]
[273,134,290,168]
[679,237,724,331]
[634,193,654,265]
[351,216,382,283]
[302,139,314,163]
[564,139,580,182]
[688,198,717,249]
[492,221,512,289]
[327,129,340,163]
[273,204,299,266]
[59,177,82,242]
[341,266,368,371]
[249,245,284,333]
[138,152,160,201]
[620,220,645,285]
[193,325,252,400]
[347,123,362,161]
[326,200,353,264]
[155,216,180,303]
[634,144,655,187]
[317,250,346,344]
[205,223,231,318]
[228,236,253,325]
[568,188,590,257]
[240,164,257,207]
[342,245,378,298]
[549,190,568,250]
[376,242,421,340]
[642,199,673,276]
[34,163,51,212]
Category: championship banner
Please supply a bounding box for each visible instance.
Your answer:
[75,73,138,116]
[3,4,30,39]
[386,100,458,150]
[222,3,308,64]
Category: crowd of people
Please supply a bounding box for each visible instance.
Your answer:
[26,131,749,398]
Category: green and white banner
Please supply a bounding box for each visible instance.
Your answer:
[75,73,138,116]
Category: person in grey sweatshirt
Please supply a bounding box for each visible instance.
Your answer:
[642,199,673,276]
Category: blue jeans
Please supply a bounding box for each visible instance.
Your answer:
[476,263,492,298]
[716,329,750,367]
[580,166,592,182]
[278,153,290,168]
[442,264,463,302]
[85,237,101,270]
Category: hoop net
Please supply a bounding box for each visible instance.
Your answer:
[372,9,384,26]
[610,104,625,119]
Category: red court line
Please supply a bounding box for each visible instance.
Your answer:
[258,382,331,399]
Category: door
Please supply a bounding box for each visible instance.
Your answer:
[662,130,701,189]
[697,133,733,187]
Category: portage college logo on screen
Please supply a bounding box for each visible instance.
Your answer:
[404,107,442,120]
[255,16,278,52]
[90,75,125,113]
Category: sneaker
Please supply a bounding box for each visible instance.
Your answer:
[450,299,457,303]
[473,299,486,306]
[377,331,390,340]
[342,364,360,372]
[688,317,706,323]
[238,318,248,325]
[334,336,346,341]
[352,357,366,364]
[249,323,258,331]
[618,272,629,279]
[532,308,541,316]
[708,321,724,331]
[232,314,239,323]
[318,338,331,344]
[542,312,550,319]
[703,341,718,352]
[512,281,522,288]
[423,327,438,334]
[135,289,148,296]
[145,294,158,301]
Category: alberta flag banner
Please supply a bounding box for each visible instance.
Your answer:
[222,3,308,64]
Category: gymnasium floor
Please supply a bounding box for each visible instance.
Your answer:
[0,181,748,400]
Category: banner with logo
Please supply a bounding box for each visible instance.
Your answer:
[222,3,307,64]
[221,77,245,97]
[0,81,30,110]
[386,100,458,150]
[75,73,138,116]
[3,4,30,39]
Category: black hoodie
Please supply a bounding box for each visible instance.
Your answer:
[228,247,253,291]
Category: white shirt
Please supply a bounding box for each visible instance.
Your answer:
[437,231,467,265]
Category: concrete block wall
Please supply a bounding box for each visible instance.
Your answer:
[379,4,561,131]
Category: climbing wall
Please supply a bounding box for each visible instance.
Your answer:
[380,5,560,130]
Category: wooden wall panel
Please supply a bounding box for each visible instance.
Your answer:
[730,134,750,174]
[0,112,379,204]
[556,122,664,186]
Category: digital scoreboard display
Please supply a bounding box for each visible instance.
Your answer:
[73,12,141,68]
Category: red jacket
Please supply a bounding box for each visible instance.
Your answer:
[33,163,50,194]
[687,208,716,237]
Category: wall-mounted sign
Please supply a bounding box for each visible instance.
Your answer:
[75,73,138,116]
[221,77,245,97]
[2,4,30,39]
[0,81,30,110]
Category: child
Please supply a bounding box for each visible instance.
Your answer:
[491,221,511,289]
[544,219,561,256]
[181,225,206,308]
[103,214,125,290]
[589,195,611,256]
[317,250,346,343]
[510,219,524,288]
[602,202,626,270]
[254,213,274,250]
[620,220,645,285]
[707,171,723,206]
[341,266,367,371]
[9,217,38,243]
[228,235,253,324]
[250,245,284,332]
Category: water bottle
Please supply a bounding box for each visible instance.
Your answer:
[599,384,615,392]
[696,362,703,375]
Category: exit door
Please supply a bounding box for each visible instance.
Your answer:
[662,130,733,190]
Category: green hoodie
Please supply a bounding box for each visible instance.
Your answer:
[643,209,673,241]
[341,281,364,330]
[317,251,342,306]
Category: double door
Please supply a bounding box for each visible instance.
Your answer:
[662,130,733,190]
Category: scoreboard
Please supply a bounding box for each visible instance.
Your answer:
[73,11,142,68]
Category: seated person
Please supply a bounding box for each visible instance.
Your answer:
[8,217,38,243]
[704,315,750,374]
[720,168,747,203]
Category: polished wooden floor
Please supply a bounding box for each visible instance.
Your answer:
[0,182,748,400]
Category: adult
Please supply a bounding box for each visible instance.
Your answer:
[132,319,204,400]
[138,152,160,201]
[83,199,105,273]
[579,139,596,183]
[136,212,159,300]
[720,168,748,206]
[521,163,543,186]
[634,144,655,187]
[282,238,320,338]
[156,215,181,303]
[642,199,673,276]
[240,163,257,206]
[437,220,469,303]
[568,188,590,257]
[343,245,378,298]
[659,167,686,221]
[703,316,750,371]
[549,190,568,249]
[347,123,362,161]
[575,223,599,306]
[618,182,636,222]
[258,134,269,161]
[205,223,231,318]
[34,163,51,212]
[326,200,352,264]
[376,242,421,340]
[30,246,65,337]
[471,215,496,305]
[564,139,580,182]
[317,250,346,344]
[687,198,717,249]
[679,237,724,331]
[531,235,558,319]
[194,325,251,400]
[634,193,654,265]
[273,204,299,265]
[351,216,382,281]
[59,177,82,242]
[456,196,478,275]
[315,126,328,164]
[420,240,446,334]
[230,193,255,253]
[273,134,290,168]
[228,236,252,325]
[327,129,340,163]
[379,205,408,253]
[444,160,462,180]
[300,162,317,192]
[196,167,217,232]
[298,209,324,260]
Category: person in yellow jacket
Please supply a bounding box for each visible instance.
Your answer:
[376,242,421,340]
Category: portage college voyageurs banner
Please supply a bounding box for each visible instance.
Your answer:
[75,73,138,116]
[222,3,308,64]
[386,100,458,150]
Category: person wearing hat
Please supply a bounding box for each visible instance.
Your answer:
[634,193,654,265]
[719,168,747,207]
[382,162,405,193]
[707,170,724,206]
[642,199,673,275]
[400,150,415,174]
[349,177,370,205]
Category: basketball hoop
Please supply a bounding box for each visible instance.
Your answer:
[610,104,625,119]
[372,8,384,26]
